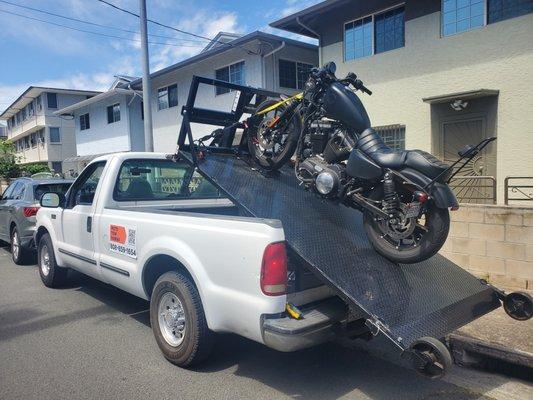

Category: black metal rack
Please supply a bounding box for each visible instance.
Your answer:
[176,76,504,354]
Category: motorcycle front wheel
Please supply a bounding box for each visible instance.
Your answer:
[363,199,450,264]
[247,99,301,171]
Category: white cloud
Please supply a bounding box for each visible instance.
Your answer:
[150,10,245,72]
[0,55,139,112]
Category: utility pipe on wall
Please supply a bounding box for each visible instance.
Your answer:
[262,41,286,90]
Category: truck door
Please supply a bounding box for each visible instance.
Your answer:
[59,161,106,278]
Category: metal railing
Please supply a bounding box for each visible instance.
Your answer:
[504,176,533,205]
[448,175,497,204]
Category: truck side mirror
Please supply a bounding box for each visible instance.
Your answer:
[40,192,66,208]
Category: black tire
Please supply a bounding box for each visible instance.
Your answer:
[410,337,452,379]
[247,99,301,171]
[503,291,532,321]
[11,226,30,265]
[363,200,450,264]
[150,271,214,367]
[38,233,68,287]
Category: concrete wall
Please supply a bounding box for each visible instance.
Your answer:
[440,204,533,290]
[73,94,138,156]
[150,40,318,152]
[319,10,533,202]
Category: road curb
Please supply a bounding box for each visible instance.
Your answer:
[447,333,533,372]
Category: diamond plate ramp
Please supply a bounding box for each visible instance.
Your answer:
[195,153,500,348]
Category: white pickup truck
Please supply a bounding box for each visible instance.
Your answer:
[35,152,345,367]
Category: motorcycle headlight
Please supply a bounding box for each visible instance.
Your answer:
[316,171,335,195]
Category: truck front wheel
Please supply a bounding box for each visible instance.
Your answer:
[150,271,214,367]
[38,233,68,288]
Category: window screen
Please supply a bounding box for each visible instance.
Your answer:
[488,0,533,23]
[344,16,373,61]
[279,59,297,89]
[442,0,485,36]
[375,7,405,54]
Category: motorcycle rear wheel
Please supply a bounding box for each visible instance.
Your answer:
[363,199,450,264]
[247,99,301,171]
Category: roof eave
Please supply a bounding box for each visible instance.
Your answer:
[130,30,318,87]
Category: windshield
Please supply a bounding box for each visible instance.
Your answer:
[114,159,222,201]
[34,183,72,201]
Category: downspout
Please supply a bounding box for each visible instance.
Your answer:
[262,41,285,90]
[296,16,322,65]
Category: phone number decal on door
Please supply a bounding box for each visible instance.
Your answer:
[109,224,137,259]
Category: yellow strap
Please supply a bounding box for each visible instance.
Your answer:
[256,92,304,115]
[285,302,303,320]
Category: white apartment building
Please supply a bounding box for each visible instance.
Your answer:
[55,31,318,160]
[0,87,101,173]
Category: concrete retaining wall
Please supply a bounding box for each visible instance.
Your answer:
[440,204,533,290]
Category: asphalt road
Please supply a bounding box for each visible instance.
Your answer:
[0,246,530,400]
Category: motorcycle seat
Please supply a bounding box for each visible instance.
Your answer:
[356,128,451,182]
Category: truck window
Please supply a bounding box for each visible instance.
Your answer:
[113,159,222,201]
[67,162,106,207]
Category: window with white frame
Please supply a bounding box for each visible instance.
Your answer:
[279,60,315,90]
[30,132,37,148]
[344,6,405,61]
[80,113,90,131]
[215,61,245,95]
[157,84,178,111]
[36,95,42,111]
[107,103,120,124]
[442,0,485,36]
[47,92,58,109]
[49,127,61,143]
[37,128,45,144]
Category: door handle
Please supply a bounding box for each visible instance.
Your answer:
[87,216,92,233]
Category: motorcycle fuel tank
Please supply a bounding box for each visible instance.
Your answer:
[322,81,371,133]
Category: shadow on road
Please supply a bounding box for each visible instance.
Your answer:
[63,270,502,400]
[0,256,507,400]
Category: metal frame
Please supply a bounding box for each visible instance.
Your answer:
[177,75,281,164]
[504,176,533,205]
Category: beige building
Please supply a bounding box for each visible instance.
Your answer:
[0,87,100,173]
[272,0,533,204]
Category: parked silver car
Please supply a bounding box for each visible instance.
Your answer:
[0,177,73,264]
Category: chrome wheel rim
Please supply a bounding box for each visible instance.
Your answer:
[40,244,51,276]
[12,231,19,260]
[158,292,186,347]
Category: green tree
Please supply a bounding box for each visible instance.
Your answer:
[0,140,20,179]
[21,162,51,176]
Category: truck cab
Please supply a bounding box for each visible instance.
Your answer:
[35,152,344,367]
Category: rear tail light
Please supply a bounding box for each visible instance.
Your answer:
[260,242,287,296]
[23,206,40,218]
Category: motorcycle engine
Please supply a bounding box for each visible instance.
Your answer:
[297,156,346,198]
[304,119,354,163]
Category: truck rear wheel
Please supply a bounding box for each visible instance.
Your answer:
[150,271,214,367]
[38,233,68,287]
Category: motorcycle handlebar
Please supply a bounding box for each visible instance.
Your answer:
[310,67,372,95]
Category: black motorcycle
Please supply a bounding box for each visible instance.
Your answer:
[247,62,496,264]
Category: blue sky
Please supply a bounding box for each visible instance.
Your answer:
[0,0,319,114]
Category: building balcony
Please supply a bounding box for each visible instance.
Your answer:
[7,114,46,141]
